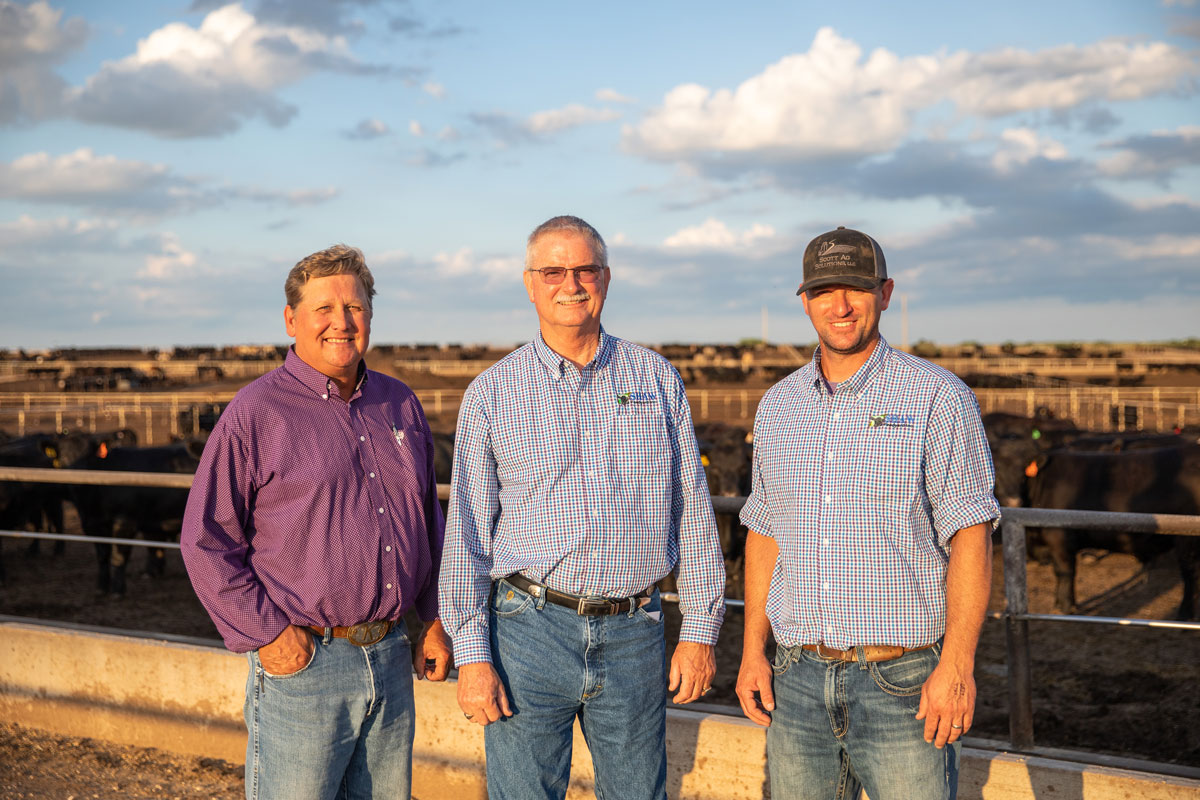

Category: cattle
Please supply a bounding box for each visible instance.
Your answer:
[1026,444,1200,620]
[70,439,202,596]
[694,422,752,597]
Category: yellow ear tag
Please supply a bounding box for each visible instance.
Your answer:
[700,454,710,466]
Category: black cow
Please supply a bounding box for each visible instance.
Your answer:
[70,440,202,595]
[694,422,752,597]
[1027,444,1200,620]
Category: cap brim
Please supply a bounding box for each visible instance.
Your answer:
[796,275,883,296]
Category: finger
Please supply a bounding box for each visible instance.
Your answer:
[672,672,699,704]
[915,688,929,722]
[425,653,450,681]
[933,716,952,749]
[736,687,771,726]
[411,642,426,680]
[497,685,514,718]
[668,660,681,692]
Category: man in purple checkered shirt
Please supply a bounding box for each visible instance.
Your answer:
[439,215,726,799]
[735,227,999,800]
[181,245,451,800]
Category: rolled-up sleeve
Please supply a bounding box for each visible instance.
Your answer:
[924,385,1001,544]
[668,372,726,645]
[438,385,501,665]
[739,408,775,538]
[180,413,289,653]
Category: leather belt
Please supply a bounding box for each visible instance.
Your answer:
[801,643,935,663]
[503,573,651,616]
[305,621,395,647]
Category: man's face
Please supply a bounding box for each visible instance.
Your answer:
[800,280,894,357]
[523,230,610,336]
[284,273,372,382]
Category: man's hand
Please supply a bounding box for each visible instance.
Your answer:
[668,641,715,704]
[916,657,975,748]
[258,624,314,675]
[457,662,513,726]
[735,650,775,726]
[413,618,452,681]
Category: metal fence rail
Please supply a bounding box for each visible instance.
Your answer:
[3,467,1200,758]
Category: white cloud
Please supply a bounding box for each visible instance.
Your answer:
[624,27,1199,164]
[1081,233,1200,260]
[139,233,198,278]
[344,117,389,139]
[422,81,446,98]
[431,247,520,283]
[1097,125,1200,180]
[0,148,339,213]
[526,103,622,134]
[663,218,778,252]
[0,214,119,249]
[0,0,88,123]
[991,127,1069,172]
[66,3,384,138]
[596,88,634,104]
[409,120,424,137]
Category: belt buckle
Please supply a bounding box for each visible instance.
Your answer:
[576,596,616,616]
[346,621,390,647]
[816,644,846,661]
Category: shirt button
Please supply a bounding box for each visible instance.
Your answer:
[824,494,831,503]
[385,546,391,552]
[321,394,328,400]
[360,435,366,442]
[832,412,840,420]
[386,583,393,590]
[378,508,385,514]
[369,472,375,478]
[826,626,833,634]
[823,582,830,591]
[823,538,830,546]
[826,452,833,460]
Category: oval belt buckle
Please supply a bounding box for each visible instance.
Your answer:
[347,621,390,647]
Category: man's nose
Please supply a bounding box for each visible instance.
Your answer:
[334,306,357,328]
[830,291,852,315]
[562,269,584,291]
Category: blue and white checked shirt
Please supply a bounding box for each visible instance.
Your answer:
[440,329,726,665]
[740,337,999,649]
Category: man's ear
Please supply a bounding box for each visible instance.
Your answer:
[284,304,296,337]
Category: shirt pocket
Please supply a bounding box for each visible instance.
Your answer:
[858,426,922,505]
[609,407,670,476]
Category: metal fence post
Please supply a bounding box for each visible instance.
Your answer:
[1001,515,1035,750]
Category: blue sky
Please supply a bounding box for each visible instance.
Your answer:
[2,0,1198,349]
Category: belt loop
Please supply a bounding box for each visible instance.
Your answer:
[322,627,333,645]
[855,645,867,668]
[626,595,637,618]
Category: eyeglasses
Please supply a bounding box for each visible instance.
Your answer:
[526,265,606,284]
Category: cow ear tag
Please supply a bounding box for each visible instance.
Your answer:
[701,454,711,466]
[1031,429,1042,440]
[1024,460,1038,478]
[98,442,108,459]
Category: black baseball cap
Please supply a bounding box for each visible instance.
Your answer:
[796,226,888,295]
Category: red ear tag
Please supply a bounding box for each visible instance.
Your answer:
[98,442,108,459]
[1024,460,1038,478]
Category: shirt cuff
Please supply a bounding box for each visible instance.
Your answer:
[448,618,493,666]
[678,608,724,647]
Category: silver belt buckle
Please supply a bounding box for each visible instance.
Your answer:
[576,596,615,615]
[346,621,390,646]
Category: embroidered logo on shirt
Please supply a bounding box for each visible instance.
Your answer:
[616,391,657,405]
[868,413,915,428]
[392,425,406,445]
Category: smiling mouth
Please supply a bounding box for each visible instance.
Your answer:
[556,292,591,305]
[325,337,354,343]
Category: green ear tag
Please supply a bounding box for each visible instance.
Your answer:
[1031,429,1042,440]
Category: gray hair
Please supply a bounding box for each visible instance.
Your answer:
[285,244,376,309]
[525,215,608,267]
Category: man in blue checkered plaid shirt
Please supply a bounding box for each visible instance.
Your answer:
[735,226,1000,800]
[439,215,726,799]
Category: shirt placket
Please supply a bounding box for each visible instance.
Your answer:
[576,364,607,593]
[345,390,400,602]
[817,383,840,646]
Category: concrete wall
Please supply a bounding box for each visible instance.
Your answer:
[1,619,1197,800]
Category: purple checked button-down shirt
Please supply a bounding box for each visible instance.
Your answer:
[181,349,444,653]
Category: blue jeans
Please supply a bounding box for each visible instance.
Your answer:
[767,643,959,800]
[244,621,415,800]
[485,577,668,800]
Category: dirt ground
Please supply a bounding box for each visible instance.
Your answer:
[1,526,1197,797]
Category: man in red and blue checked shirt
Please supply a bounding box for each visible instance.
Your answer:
[181,244,451,800]
[440,215,726,799]
[735,226,999,800]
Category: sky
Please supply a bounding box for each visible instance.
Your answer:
[2,0,1199,350]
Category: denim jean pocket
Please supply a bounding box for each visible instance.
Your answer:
[770,644,798,677]
[257,638,317,680]
[492,579,536,617]
[867,647,938,697]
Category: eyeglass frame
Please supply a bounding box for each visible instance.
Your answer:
[525,265,609,284]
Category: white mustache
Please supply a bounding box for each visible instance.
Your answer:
[555,291,591,304]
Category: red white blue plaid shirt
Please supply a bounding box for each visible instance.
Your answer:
[740,337,998,649]
[440,329,726,665]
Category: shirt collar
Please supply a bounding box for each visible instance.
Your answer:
[532,325,612,380]
[283,346,368,400]
[807,335,892,397]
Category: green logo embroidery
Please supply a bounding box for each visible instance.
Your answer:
[616,392,631,405]
[868,414,887,428]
